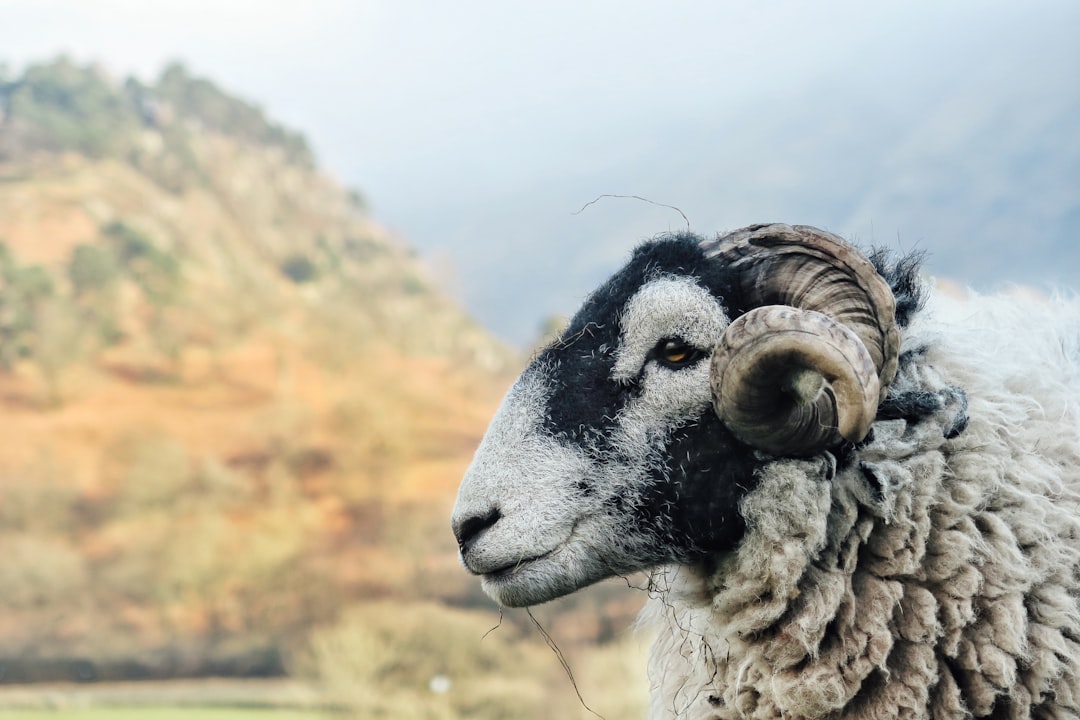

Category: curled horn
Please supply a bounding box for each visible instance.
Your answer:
[702,224,900,457]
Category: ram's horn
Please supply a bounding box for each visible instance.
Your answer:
[702,224,900,456]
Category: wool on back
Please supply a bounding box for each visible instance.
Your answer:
[644,287,1080,720]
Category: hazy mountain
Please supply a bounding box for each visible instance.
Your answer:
[0,58,518,682]
[0,57,513,372]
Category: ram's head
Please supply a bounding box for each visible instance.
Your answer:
[452,224,900,607]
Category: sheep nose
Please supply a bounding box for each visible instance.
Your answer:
[453,507,502,553]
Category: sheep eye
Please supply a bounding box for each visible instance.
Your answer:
[655,339,703,369]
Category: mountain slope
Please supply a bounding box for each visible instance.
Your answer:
[0,59,511,371]
[0,58,519,681]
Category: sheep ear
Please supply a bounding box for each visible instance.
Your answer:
[701,224,899,457]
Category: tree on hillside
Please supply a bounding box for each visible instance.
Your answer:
[68,242,123,346]
[280,253,319,284]
[0,57,317,178]
[101,221,189,376]
[0,63,11,121]
[0,242,55,370]
[0,57,141,159]
[69,242,120,294]
[102,221,181,308]
[33,296,85,407]
[0,242,87,404]
[154,62,314,167]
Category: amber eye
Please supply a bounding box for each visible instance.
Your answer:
[655,339,702,369]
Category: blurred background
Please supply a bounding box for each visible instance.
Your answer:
[0,1,1076,718]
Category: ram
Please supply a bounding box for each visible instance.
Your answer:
[451,223,1080,719]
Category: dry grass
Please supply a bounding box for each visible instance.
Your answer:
[300,600,650,720]
[1,710,333,720]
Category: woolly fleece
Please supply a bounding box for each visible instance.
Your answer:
[643,288,1080,719]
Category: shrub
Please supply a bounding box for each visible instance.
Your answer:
[0,242,57,369]
[102,221,181,307]
[0,455,81,534]
[69,243,120,295]
[115,435,191,514]
[280,254,319,284]
[304,601,547,719]
[0,533,88,609]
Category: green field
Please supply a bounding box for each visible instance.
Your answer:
[0,709,336,720]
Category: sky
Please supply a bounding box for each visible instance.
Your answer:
[3,0,1079,344]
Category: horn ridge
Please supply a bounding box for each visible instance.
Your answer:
[711,306,880,457]
[704,224,900,455]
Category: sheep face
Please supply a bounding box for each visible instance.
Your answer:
[452,235,759,607]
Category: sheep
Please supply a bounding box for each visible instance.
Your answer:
[451,223,1080,719]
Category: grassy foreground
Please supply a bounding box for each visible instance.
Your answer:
[0,710,334,720]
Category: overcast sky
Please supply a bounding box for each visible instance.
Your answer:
[3,0,1078,344]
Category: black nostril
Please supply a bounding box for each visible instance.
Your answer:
[454,508,502,552]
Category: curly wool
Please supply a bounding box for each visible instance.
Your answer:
[644,288,1080,719]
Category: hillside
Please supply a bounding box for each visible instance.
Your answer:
[0,59,509,370]
[0,57,518,675]
[0,59,653,720]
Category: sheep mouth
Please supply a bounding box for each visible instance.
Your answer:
[478,534,613,607]
[481,550,554,579]
[465,518,583,579]
[479,547,582,607]
[460,543,558,578]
